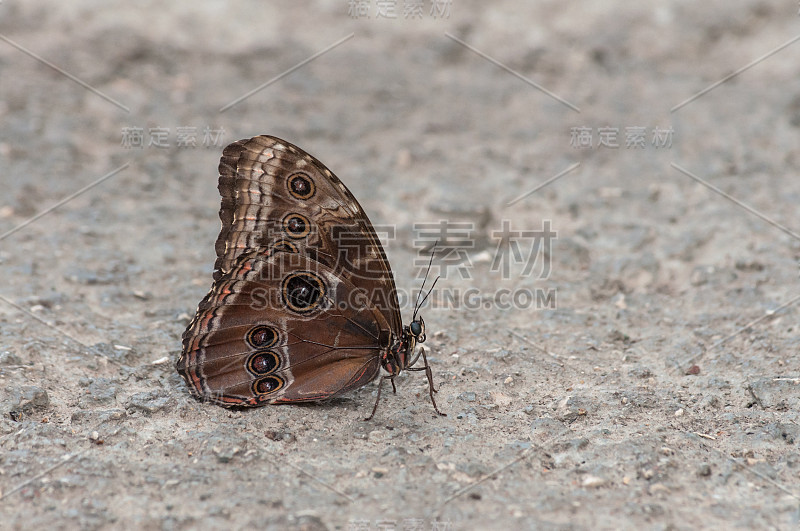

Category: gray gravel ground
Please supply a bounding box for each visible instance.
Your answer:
[1,1,800,529]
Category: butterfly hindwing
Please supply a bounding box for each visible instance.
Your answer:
[179,250,390,406]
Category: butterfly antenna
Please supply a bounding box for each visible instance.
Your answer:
[412,241,437,320]
[415,275,440,317]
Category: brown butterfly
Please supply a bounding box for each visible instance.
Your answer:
[176,135,445,420]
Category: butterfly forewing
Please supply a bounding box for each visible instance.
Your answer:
[213,136,401,332]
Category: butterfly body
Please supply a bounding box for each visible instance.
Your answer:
[177,136,443,419]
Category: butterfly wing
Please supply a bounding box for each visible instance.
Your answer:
[178,136,403,406]
[178,250,392,406]
[214,135,401,332]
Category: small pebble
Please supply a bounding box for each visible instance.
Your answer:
[126,391,173,414]
[649,483,670,495]
[697,463,712,477]
[582,475,607,488]
[458,392,476,402]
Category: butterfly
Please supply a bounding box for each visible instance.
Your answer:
[176,135,445,420]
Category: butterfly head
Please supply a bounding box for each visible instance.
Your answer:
[409,316,426,344]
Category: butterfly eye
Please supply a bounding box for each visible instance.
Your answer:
[283,213,311,239]
[247,350,280,375]
[410,321,422,337]
[281,271,325,314]
[252,376,284,396]
[246,325,278,349]
[287,173,315,200]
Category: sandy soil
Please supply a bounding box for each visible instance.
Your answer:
[1,1,799,529]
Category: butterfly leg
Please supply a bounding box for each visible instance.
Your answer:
[408,348,446,417]
[364,375,395,421]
